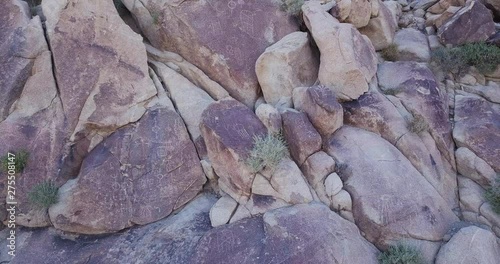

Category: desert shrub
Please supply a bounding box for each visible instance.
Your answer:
[26,0,42,7]
[381,44,399,61]
[246,133,288,173]
[279,0,305,17]
[383,88,400,96]
[1,150,29,174]
[485,176,500,214]
[28,180,59,209]
[431,42,500,74]
[407,115,429,134]
[151,10,161,25]
[378,244,424,264]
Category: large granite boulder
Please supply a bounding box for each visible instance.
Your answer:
[302,1,378,101]
[394,28,430,62]
[326,127,459,250]
[335,0,373,28]
[122,0,298,107]
[359,0,397,51]
[49,103,206,234]
[191,203,379,264]
[200,99,267,203]
[437,0,495,45]
[454,94,500,172]
[256,32,319,108]
[42,0,157,146]
[435,226,500,264]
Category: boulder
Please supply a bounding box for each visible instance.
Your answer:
[437,0,495,45]
[210,196,238,227]
[255,103,282,134]
[432,6,461,28]
[412,0,440,10]
[461,83,500,104]
[359,1,397,51]
[293,85,344,136]
[326,127,459,248]
[122,0,298,107]
[200,99,267,203]
[302,1,378,101]
[456,147,496,188]
[335,0,373,28]
[191,203,380,263]
[264,158,314,204]
[484,0,500,18]
[255,32,319,108]
[325,173,343,197]
[300,151,336,205]
[435,226,500,264]
[49,104,206,234]
[394,28,430,62]
[428,0,466,14]
[281,109,322,166]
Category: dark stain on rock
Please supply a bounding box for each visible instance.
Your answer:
[252,194,276,207]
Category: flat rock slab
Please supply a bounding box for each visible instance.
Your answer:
[49,105,206,234]
[454,94,500,171]
[325,126,459,248]
[123,0,298,107]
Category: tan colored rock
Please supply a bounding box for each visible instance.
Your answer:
[384,1,402,25]
[229,205,251,224]
[303,1,378,101]
[359,1,397,50]
[123,0,298,107]
[325,173,343,197]
[428,0,466,14]
[433,6,461,28]
[268,158,314,204]
[330,189,353,212]
[300,151,336,205]
[461,83,500,104]
[436,226,500,264]
[394,28,430,62]
[456,147,496,188]
[281,109,322,165]
[293,85,343,136]
[255,103,282,134]
[255,32,319,108]
[210,196,238,227]
[336,0,373,28]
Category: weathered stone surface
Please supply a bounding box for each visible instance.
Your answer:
[281,109,322,166]
[255,103,282,134]
[437,0,495,45]
[432,6,461,28]
[256,32,319,108]
[192,203,379,264]
[453,94,500,171]
[200,99,267,203]
[123,0,298,107]
[300,151,336,205]
[210,196,238,227]
[49,104,206,234]
[2,194,217,264]
[435,226,500,264]
[325,173,343,197]
[303,1,378,101]
[456,147,496,188]
[428,0,466,14]
[344,90,457,206]
[461,83,500,104]
[336,0,373,28]
[359,1,397,50]
[151,61,214,141]
[412,0,440,10]
[326,127,459,248]
[485,0,500,18]
[394,28,430,62]
[293,85,344,136]
[42,0,157,146]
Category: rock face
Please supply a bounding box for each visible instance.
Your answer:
[456,147,496,188]
[49,104,206,234]
[42,0,157,145]
[281,109,322,166]
[359,1,397,50]
[303,1,378,101]
[335,0,373,28]
[454,94,500,171]
[191,203,379,264]
[326,127,459,248]
[435,226,500,264]
[293,85,344,136]
[200,99,267,203]
[256,32,319,108]
[437,0,495,45]
[394,28,430,62]
[123,0,298,107]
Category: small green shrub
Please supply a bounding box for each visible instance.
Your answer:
[381,44,399,61]
[378,244,424,264]
[246,133,288,173]
[28,180,59,209]
[151,11,161,25]
[26,0,42,7]
[407,115,429,134]
[485,176,500,214]
[279,0,305,17]
[431,42,500,74]
[1,150,29,174]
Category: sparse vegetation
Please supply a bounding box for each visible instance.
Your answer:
[1,150,29,174]
[279,0,305,17]
[485,176,500,214]
[151,10,161,25]
[383,88,400,96]
[407,115,429,134]
[381,44,399,61]
[378,244,424,264]
[26,0,42,7]
[431,42,500,74]
[28,180,59,210]
[246,132,288,173]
